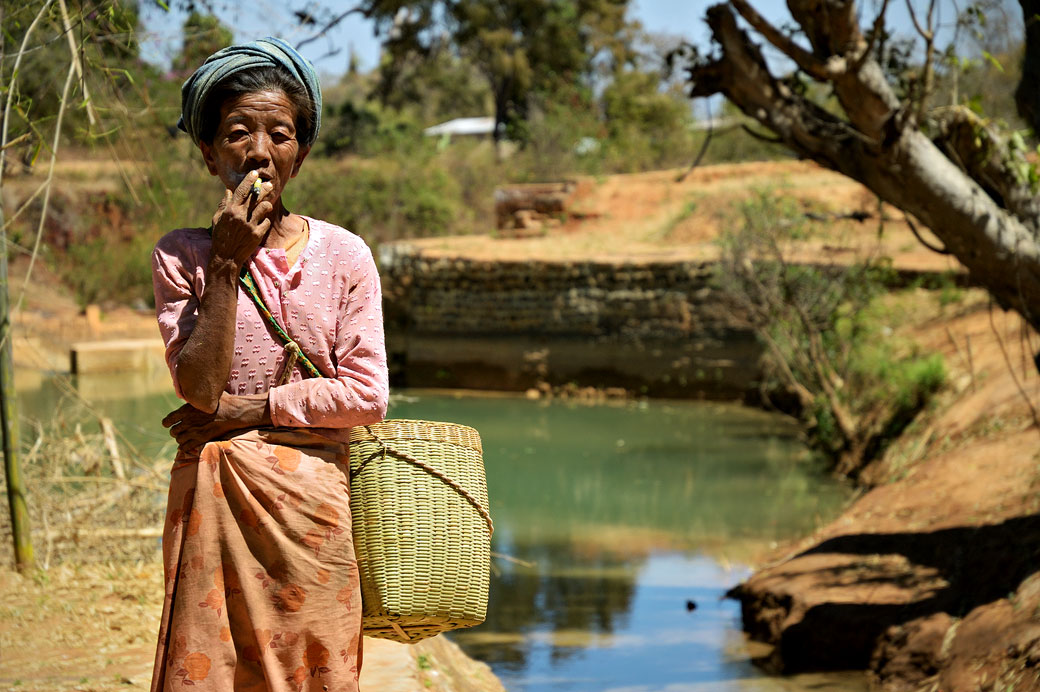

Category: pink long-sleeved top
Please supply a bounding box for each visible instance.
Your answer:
[151,216,389,444]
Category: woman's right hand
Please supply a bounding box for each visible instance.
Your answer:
[209,170,275,268]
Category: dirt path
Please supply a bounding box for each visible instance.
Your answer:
[0,562,502,692]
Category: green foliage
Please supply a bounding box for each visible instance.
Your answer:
[507,86,603,179]
[1,0,147,153]
[283,153,466,245]
[932,41,1027,130]
[363,0,636,137]
[715,192,946,475]
[321,100,424,157]
[599,71,697,170]
[371,46,491,125]
[58,231,155,308]
[171,12,233,76]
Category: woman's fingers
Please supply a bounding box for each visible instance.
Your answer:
[253,179,274,204]
[251,199,274,223]
[162,403,198,428]
[231,170,260,207]
[174,425,208,450]
[210,173,268,266]
[255,217,272,237]
[168,415,212,448]
[211,189,232,229]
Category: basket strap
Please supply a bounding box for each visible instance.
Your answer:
[354,426,495,538]
[239,267,326,380]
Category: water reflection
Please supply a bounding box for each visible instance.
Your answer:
[385,393,862,691]
[473,539,639,670]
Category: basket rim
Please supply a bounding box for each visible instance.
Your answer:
[355,418,480,435]
[350,419,482,452]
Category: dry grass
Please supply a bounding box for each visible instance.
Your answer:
[0,400,168,570]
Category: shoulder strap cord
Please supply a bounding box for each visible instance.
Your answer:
[239,268,326,384]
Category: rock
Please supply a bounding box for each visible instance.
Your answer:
[871,613,954,691]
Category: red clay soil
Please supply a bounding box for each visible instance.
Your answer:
[728,299,1040,691]
[403,159,963,276]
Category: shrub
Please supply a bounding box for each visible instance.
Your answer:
[715,191,946,476]
[283,154,465,245]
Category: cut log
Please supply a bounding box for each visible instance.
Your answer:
[494,182,576,229]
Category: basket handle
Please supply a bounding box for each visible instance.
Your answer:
[353,426,495,538]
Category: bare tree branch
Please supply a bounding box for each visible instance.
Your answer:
[13,57,78,328]
[853,0,892,71]
[740,123,783,143]
[904,213,951,254]
[296,5,365,50]
[729,0,833,79]
[57,0,97,128]
[907,0,938,123]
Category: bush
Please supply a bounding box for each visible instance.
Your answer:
[320,101,426,158]
[59,232,155,308]
[715,191,946,476]
[283,153,466,245]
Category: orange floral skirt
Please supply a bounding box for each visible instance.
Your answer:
[150,429,363,691]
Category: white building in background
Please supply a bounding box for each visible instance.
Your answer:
[423,117,496,139]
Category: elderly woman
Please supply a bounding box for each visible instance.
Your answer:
[149,38,388,691]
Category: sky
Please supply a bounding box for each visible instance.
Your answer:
[139,1,723,76]
[137,0,1005,80]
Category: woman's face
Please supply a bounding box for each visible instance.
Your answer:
[199,89,310,202]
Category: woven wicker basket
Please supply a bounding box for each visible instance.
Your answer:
[348,419,492,644]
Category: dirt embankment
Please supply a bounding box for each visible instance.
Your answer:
[729,298,1040,690]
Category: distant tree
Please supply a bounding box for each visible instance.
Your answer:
[358,0,636,144]
[600,69,695,169]
[171,11,232,76]
[375,42,490,125]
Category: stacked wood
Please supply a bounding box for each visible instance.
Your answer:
[494,182,577,234]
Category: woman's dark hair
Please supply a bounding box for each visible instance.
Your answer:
[199,65,316,145]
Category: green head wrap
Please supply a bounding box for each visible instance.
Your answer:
[177,37,322,147]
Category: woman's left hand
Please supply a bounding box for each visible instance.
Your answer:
[162,393,272,453]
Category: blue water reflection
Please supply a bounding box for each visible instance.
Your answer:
[385,392,864,692]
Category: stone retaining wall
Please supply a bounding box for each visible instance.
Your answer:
[379,244,761,399]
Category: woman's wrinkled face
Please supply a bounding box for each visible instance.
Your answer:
[200,89,309,202]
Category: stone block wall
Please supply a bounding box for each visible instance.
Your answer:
[379,244,762,398]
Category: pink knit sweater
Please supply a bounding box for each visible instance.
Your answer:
[151,216,389,442]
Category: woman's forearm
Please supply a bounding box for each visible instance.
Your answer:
[175,256,241,412]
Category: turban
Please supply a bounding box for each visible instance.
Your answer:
[177,37,322,147]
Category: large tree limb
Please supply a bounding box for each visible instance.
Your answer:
[785,0,901,138]
[687,1,1040,332]
[730,0,832,79]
